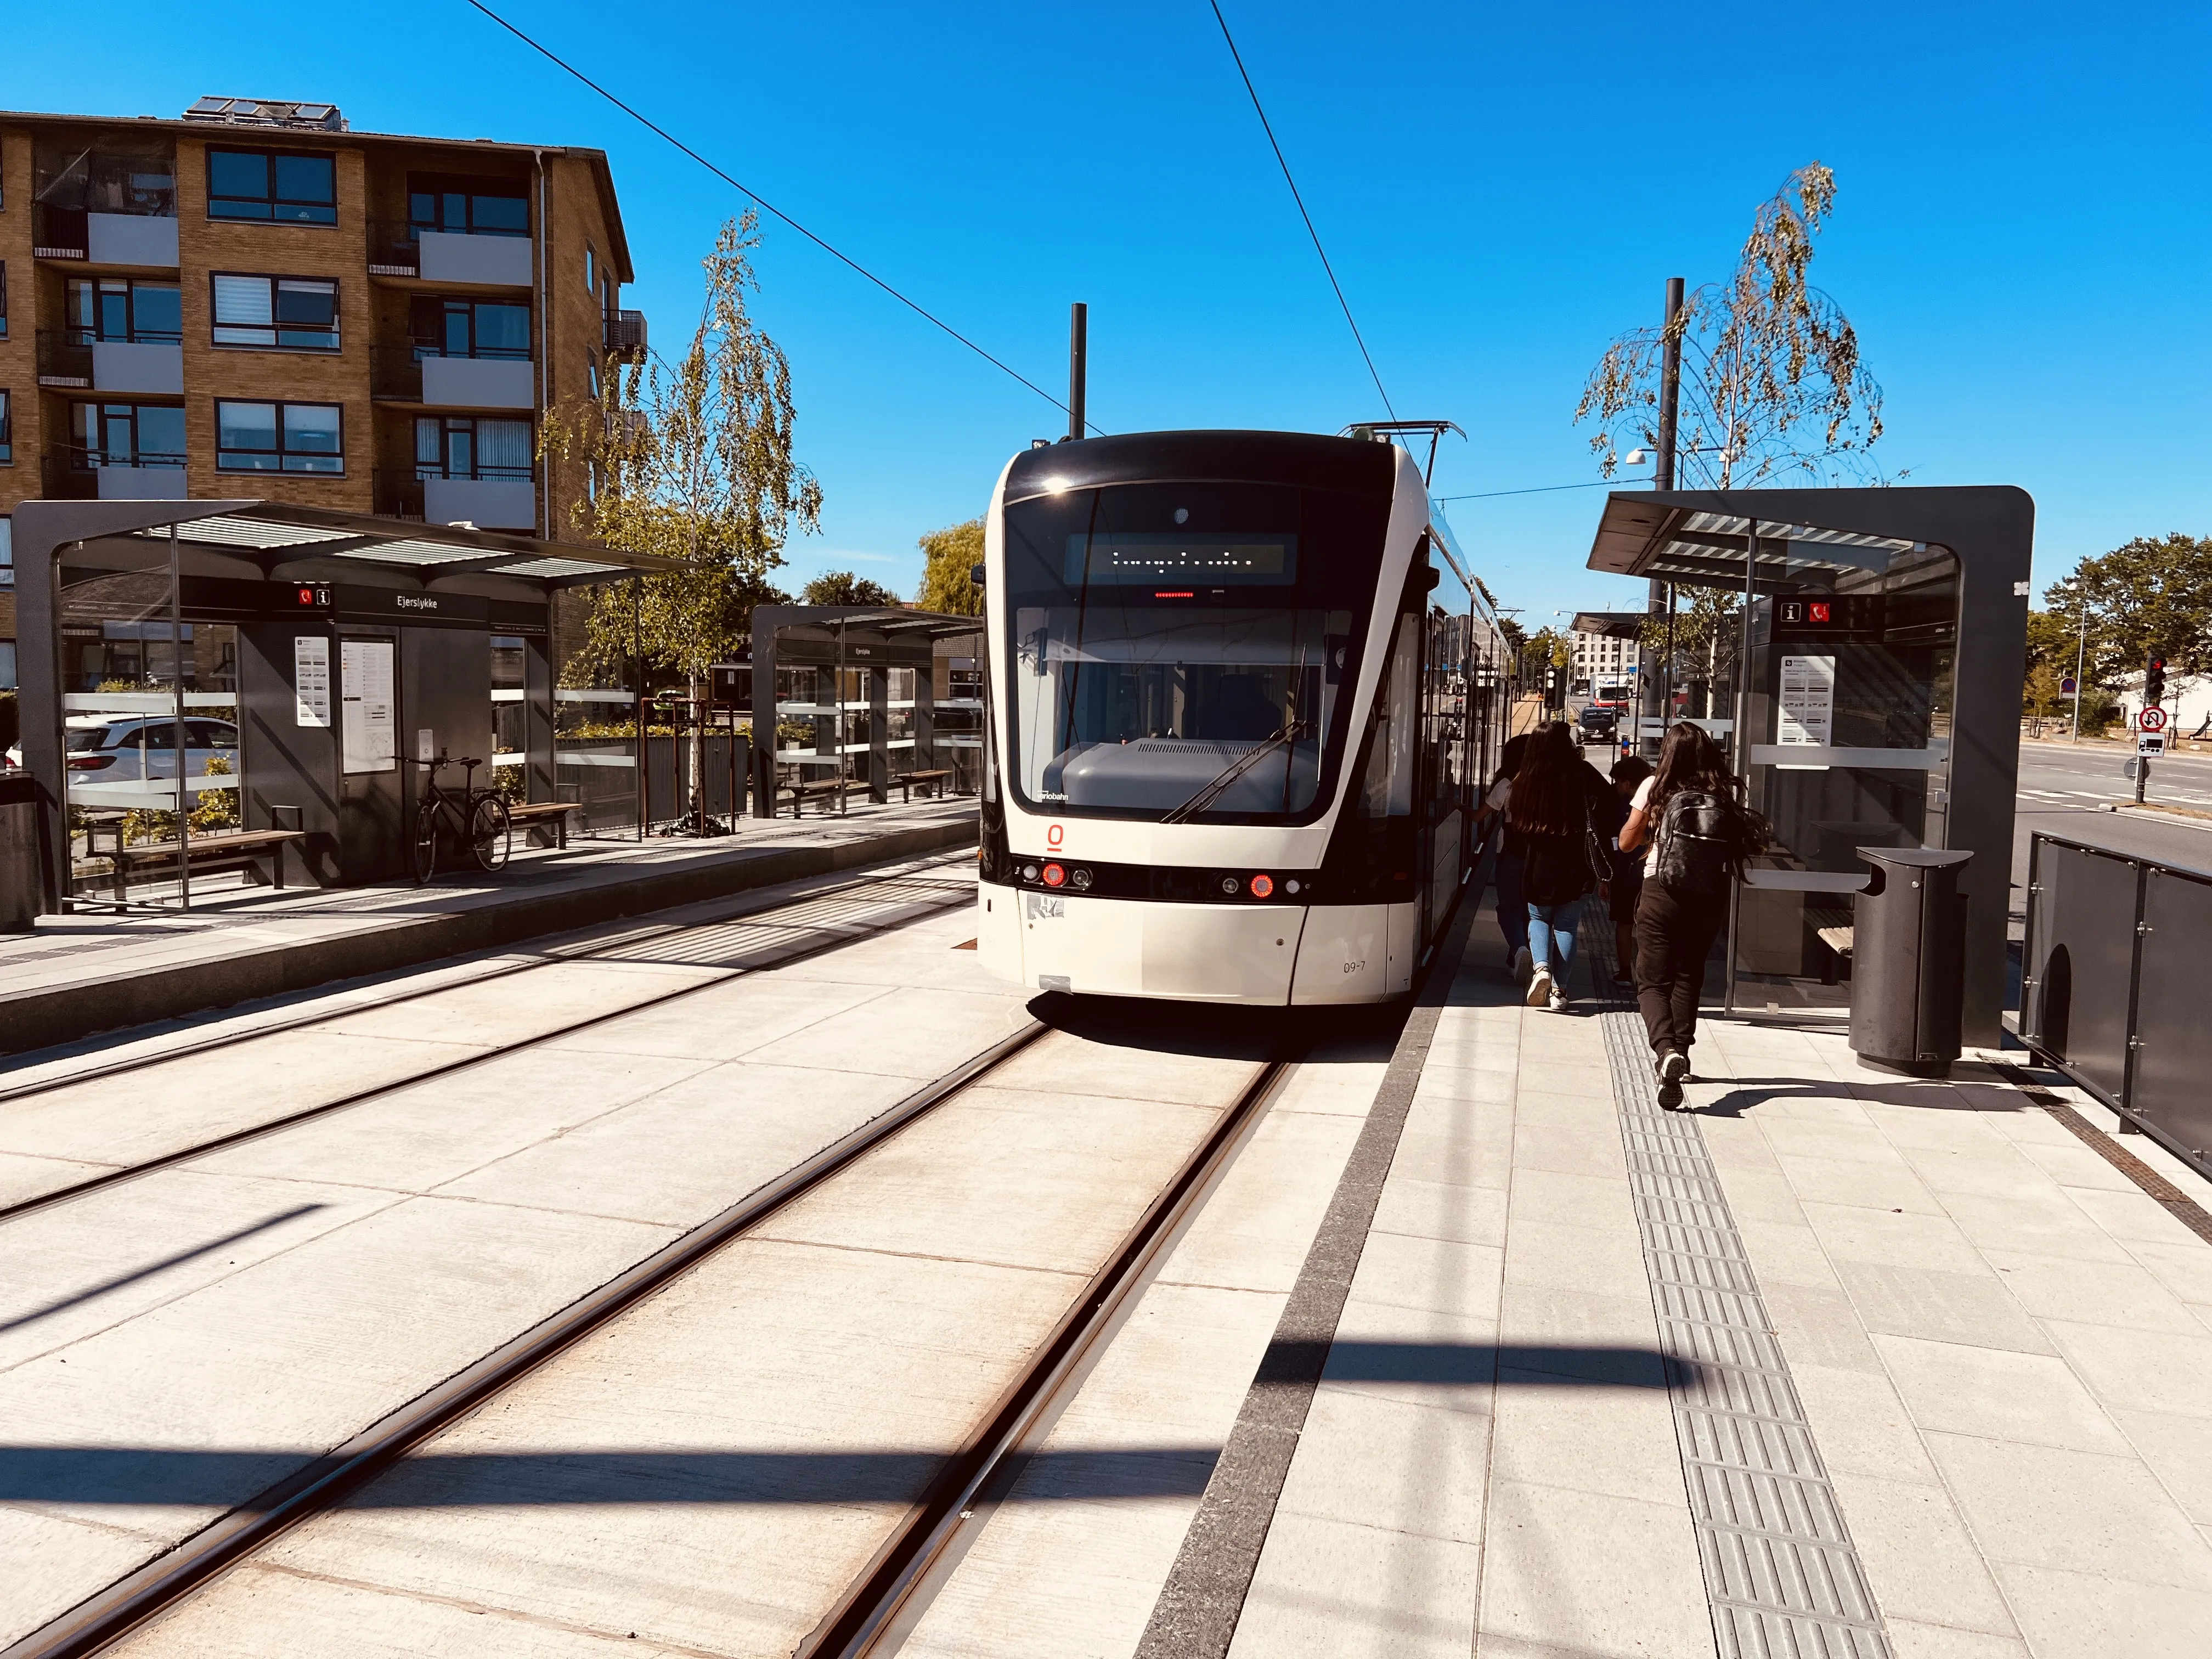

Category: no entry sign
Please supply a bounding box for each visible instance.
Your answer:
[2138,706,2169,732]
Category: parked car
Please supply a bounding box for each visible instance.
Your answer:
[4,716,241,785]
[1576,704,1618,743]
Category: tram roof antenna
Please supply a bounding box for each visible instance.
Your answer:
[1208,0,1396,421]
[1339,419,1466,486]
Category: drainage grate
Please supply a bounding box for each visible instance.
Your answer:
[1597,1003,1891,1658]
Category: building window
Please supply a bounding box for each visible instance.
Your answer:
[211,274,340,351]
[416,416,532,481]
[216,400,342,473]
[409,295,529,360]
[587,360,600,401]
[0,392,12,465]
[1,263,8,338]
[408,175,528,238]
[67,278,183,344]
[584,245,595,297]
[71,402,185,469]
[207,149,337,225]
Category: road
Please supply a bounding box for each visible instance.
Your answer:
[2012,737,2212,894]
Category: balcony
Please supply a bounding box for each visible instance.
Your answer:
[371,346,535,409]
[374,469,537,531]
[32,204,179,268]
[43,450,189,501]
[365,220,532,287]
[37,330,185,395]
[604,309,648,363]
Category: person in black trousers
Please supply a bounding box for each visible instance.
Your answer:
[1617,723,1753,1108]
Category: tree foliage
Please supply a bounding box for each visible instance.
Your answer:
[802,570,901,607]
[2045,534,2212,685]
[1575,163,1889,488]
[916,518,985,616]
[543,213,820,686]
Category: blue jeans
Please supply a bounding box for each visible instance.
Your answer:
[1494,850,1528,955]
[1527,902,1578,983]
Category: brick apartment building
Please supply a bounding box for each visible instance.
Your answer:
[0,95,644,692]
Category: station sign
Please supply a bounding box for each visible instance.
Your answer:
[1773,594,1885,641]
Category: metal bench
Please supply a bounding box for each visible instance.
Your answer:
[896,769,953,802]
[87,827,311,902]
[776,778,848,817]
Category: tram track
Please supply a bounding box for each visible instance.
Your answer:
[10,1008,1300,1659]
[0,855,979,1226]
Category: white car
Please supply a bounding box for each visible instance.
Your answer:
[5,716,242,785]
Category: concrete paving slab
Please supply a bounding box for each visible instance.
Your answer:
[0,1150,120,1211]
[740,985,1041,1080]
[0,1504,170,1642]
[1790,1360,1943,1483]
[1993,1559,2212,1657]
[1157,1109,1367,1296]
[1926,1432,2212,1593]
[1982,1248,2212,1339]
[1834,1259,2058,1354]
[1827,1469,2021,1637]
[1473,1478,1711,1659]
[2111,1407,2212,1526]
[307,958,733,1048]
[1270,1385,1490,1545]
[535,974,890,1062]
[1875,1333,2131,1454]
[2039,1317,2212,1419]
[1368,1173,1507,1250]
[1229,1508,1481,1658]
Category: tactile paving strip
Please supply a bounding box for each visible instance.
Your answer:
[1596,999,1892,1658]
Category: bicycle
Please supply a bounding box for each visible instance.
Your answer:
[408,753,512,884]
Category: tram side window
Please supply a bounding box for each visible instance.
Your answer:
[1358,613,1419,820]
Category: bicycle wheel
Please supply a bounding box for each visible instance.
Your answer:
[409,800,440,885]
[469,793,512,873]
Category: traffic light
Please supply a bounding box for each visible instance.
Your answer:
[2146,655,2167,706]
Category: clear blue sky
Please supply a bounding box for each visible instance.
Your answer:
[10,1,2208,615]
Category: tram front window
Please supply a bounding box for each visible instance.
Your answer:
[1001,481,1386,822]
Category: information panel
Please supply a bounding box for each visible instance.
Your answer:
[293,636,331,728]
[341,640,397,774]
[1778,654,1836,748]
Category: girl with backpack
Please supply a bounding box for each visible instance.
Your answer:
[1476,732,1535,981]
[1618,721,1764,1107]
[1506,722,1612,1012]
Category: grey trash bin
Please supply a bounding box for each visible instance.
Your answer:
[0,776,43,932]
[1850,846,1972,1077]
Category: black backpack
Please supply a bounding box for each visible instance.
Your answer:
[1653,789,1742,896]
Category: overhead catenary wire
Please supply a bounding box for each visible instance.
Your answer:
[459,0,1101,433]
[1206,0,1396,421]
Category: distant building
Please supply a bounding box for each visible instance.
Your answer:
[1571,627,1639,691]
[0,96,647,689]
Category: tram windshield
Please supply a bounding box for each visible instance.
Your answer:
[1001,481,1389,822]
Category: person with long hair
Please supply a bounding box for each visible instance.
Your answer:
[1618,721,1758,1106]
[1508,721,1609,1011]
[1605,752,1654,986]
[1476,731,1535,980]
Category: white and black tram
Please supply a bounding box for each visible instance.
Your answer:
[974,428,1511,1003]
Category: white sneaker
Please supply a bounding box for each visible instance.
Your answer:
[1526,966,1552,1008]
[1548,986,1569,1012]
[1512,946,1533,984]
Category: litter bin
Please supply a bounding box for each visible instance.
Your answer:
[1850,847,1972,1077]
[0,775,43,932]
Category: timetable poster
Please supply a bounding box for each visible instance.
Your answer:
[341,640,397,774]
[293,636,332,728]
[1778,654,1836,748]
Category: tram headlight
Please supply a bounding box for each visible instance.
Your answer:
[1022,863,1040,882]
[1219,876,1240,896]
[1250,873,1275,899]
[1285,878,1302,896]
[1042,862,1066,888]
[1070,867,1093,891]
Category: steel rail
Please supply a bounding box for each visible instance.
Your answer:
[0,850,975,1103]
[800,1048,1297,1657]
[0,865,978,1227]
[1,1017,1053,1659]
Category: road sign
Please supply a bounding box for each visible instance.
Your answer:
[2138,731,2167,757]
[2138,706,2169,732]
[2061,676,2077,695]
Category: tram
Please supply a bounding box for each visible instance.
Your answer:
[974,428,1511,1003]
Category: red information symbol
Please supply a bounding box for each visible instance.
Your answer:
[1809,601,1832,624]
[2138,707,2168,732]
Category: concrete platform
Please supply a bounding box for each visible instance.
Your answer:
[910,892,2212,1659]
[0,798,977,1057]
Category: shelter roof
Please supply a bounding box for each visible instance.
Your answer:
[1588,491,1927,592]
[1570,611,1649,640]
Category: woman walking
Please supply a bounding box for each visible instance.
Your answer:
[1618,723,1762,1107]
[1507,722,1610,1012]
[1476,732,1534,980]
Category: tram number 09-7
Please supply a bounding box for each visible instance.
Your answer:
[1342,960,1365,975]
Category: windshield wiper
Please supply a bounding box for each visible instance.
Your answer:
[1160,721,1308,824]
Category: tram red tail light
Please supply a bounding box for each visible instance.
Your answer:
[1042,862,1066,888]
[1250,873,1274,899]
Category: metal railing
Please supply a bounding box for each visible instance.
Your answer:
[604,309,648,361]
[365,219,421,274]
[2019,831,2212,1176]
[371,470,426,520]
[31,203,88,258]
[35,330,92,387]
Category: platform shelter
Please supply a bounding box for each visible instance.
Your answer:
[1585,484,2033,1044]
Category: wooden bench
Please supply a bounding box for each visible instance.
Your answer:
[896,769,953,802]
[505,800,583,848]
[775,778,848,817]
[82,828,311,902]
